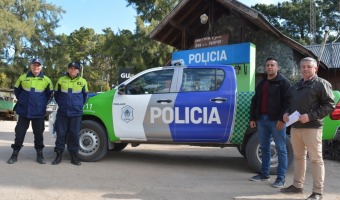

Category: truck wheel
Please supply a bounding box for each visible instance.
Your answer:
[111,143,128,151]
[78,120,108,162]
[245,132,293,175]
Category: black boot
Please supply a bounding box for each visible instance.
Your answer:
[70,153,81,166]
[7,150,19,164]
[52,151,63,165]
[36,149,46,164]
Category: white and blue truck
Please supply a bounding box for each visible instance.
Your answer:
[55,43,340,173]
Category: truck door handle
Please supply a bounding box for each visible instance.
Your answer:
[156,99,172,103]
[210,98,226,103]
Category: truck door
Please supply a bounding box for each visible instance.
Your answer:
[112,68,176,141]
[173,66,237,142]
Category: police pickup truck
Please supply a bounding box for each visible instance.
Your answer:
[78,64,340,173]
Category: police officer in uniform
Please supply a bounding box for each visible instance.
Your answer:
[7,58,53,164]
[52,62,88,166]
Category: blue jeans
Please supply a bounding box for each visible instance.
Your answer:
[257,115,288,181]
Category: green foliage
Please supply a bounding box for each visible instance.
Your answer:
[0,0,340,92]
[127,0,176,70]
[0,0,64,66]
[0,65,23,88]
[1,0,176,92]
[68,27,97,63]
[2,0,339,92]
[0,72,7,88]
[252,0,340,44]
[126,0,178,23]
[42,34,71,84]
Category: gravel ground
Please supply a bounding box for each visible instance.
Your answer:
[0,120,340,200]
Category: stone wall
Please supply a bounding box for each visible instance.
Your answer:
[213,13,301,82]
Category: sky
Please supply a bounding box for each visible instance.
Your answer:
[50,0,285,35]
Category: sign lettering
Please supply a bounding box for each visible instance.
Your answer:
[150,107,221,124]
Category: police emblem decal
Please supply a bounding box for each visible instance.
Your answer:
[121,105,134,123]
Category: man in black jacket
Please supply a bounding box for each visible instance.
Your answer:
[249,57,291,188]
[281,57,335,200]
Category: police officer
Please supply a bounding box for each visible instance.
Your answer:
[7,58,53,164]
[52,62,88,166]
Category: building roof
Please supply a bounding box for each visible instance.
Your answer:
[305,42,340,68]
[150,0,328,69]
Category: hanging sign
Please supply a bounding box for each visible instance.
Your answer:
[194,35,229,49]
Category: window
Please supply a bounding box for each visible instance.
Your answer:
[181,68,224,92]
[126,69,174,95]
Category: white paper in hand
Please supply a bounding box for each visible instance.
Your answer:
[286,111,301,127]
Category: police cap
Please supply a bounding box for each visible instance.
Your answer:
[68,62,80,70]
[31,58,43,65]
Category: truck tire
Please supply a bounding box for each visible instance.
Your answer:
[78,120,108,162]
[111,143,128,151]
[245,132,293,175]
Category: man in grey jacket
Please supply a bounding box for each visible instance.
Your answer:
[281,57,335,200]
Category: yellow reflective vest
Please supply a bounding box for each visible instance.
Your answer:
[54,74,88,116]
[14,71,53,118]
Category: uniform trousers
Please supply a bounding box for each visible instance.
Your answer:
[12,116,45,151]
[54,114,82,153]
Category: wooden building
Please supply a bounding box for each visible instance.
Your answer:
[150,0,334,85]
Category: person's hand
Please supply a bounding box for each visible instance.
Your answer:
[283,113,289,123]
[249,121,256,128]
[276,121,285,130]
[299,114,309,123]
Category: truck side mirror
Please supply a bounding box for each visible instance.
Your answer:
[118,85,126,95]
